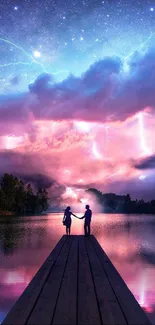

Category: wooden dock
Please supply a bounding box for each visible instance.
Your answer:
[2,235,152,325]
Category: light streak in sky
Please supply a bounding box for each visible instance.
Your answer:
[0,37,69,76]
[92,141,102,159]
[138,112,152,156]
[0,29,155,76]
[121,32,155,160]
[0,37,32,59]
[0,37,46,71]
[92,125,110,160]
[104,125,109,156]
[0,61,37,68]
[122,32,155,62]
[103,168,125,180]
[109,33,155,161]
[121,30,155,158]
[0,31,154,81]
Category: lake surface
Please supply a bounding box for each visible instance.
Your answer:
[0,213,155,324]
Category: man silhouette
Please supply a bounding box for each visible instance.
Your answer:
[81,205,92,236]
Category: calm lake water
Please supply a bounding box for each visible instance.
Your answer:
[0,213,155,324]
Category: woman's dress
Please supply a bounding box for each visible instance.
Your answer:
[65,211,72,228]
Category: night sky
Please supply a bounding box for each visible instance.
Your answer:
[0,0,155,88]
[0,0,155,202]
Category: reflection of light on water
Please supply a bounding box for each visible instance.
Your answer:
[0,213,155,324]
[4,271,25,284]
[143,305,153,313]
[137,270,153,314]
[139,273,146,307]
[4,271,30,285]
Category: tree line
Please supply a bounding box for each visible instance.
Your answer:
[87,188,155,214]
[0,173,49,216]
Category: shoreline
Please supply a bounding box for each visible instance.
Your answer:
[0,211,155,218]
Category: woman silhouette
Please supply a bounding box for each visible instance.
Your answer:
[63,206,73,236]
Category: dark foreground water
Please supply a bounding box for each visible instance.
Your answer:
[0,213,155,324]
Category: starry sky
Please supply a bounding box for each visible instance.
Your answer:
[1,0,155,203]
[1,0,155,89]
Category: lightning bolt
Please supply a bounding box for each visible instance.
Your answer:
[0,38,32,58]
[0,37,47,71]
[122,33,155,158]
[138,112,152,156]
[104,125,109,156]
[92,141,102,159]
[93,33,155,163]
[0,37,69,76]
[93,124,111,160]
[122,32,155,62]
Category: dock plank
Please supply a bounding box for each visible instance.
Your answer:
[78,236,101,325]
[85,238,127,325]
[27,236,73,325]
[90,236,152,325]
[2,235,66,325]
[52,236,78,325]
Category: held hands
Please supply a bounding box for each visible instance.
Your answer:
[71,213,84,220]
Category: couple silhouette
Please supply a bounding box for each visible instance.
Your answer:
[63,205,92,236]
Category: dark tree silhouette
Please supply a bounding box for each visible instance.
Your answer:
[0,173,50,216]
[87,188,155,214]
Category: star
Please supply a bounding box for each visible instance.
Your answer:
[150,8,154,12]
[80,37,84,41]
[33,51,41,58]
[14,6,18,10]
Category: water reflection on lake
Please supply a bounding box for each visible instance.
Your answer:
[0,213,155,324]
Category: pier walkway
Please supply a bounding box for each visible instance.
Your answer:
[2,235,151,325]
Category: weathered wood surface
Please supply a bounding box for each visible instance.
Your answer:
[2,235,152,325]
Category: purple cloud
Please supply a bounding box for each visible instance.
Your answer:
[0,48,155,125]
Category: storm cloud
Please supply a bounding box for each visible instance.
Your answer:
[134,155,155,170]
[0,48,155,200]
[1,48,155,125]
